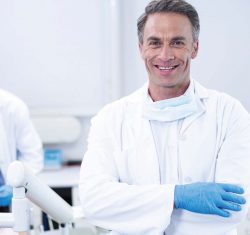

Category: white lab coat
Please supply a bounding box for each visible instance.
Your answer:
[0,89,43,180]
[79,80,250,235]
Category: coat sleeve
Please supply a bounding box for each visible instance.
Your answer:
[171,97,250,235]
[79,104,175,235]
[214,97,250,223]
[13,100,43,174]
[198,97,250,233]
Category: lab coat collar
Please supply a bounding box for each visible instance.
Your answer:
[137,79,209,128]
[193,79,209,100]
[179,79,208,132]
[180,94,206,134]
[127,78,209,103]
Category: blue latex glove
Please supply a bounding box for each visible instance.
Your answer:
[174,182,246,217]
[0,185,13,207]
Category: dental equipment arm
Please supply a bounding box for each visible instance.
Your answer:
[0,161,77,232]
[7,161,73,223]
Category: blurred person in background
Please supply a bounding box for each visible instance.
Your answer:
[0,88,43,211]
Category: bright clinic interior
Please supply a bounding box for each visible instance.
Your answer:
[0,0,250,235]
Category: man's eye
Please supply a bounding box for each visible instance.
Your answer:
[171,41,185,48]
[149,41,161,47]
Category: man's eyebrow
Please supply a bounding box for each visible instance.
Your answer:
[146,36,187,42]
[147,36,161,42]
[171,36,186,41]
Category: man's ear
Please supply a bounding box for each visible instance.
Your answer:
[191,40,199,59]
[139,43,144,59]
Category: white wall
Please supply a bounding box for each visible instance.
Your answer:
[0,0,121,115]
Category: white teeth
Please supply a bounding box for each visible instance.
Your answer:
[158,66,175,70]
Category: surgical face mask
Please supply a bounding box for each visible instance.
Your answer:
[142,82,198,122]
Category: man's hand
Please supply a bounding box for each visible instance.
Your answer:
[174,182,246,217]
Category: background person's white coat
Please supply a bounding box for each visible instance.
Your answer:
[0,89,43,178]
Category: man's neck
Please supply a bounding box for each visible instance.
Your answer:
[148,80,190,102]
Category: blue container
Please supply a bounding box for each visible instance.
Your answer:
[44,149,62,170]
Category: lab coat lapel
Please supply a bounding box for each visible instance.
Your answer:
[181,81,208,134]
[125,84,160,184]
[134,112,160,184]
[181,100,205,134]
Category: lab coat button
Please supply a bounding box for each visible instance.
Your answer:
[184,177,192,183]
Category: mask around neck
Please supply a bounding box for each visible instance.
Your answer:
[142,82,198,122]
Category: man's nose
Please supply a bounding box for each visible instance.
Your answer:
[159,45,175,61]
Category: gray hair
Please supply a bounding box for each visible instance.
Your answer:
[137,0,200,44]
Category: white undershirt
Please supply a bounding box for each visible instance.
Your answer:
[150,120,183,184]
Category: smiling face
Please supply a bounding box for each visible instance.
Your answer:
[139,13,199,101]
